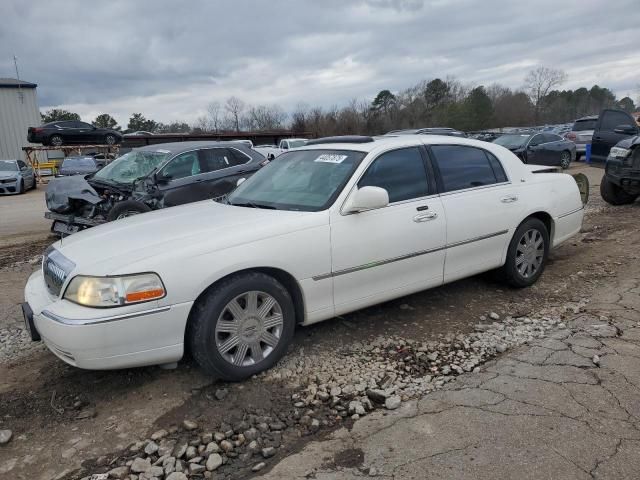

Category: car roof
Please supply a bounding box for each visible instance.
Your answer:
[135,141,252,155]
[574,115,598,122]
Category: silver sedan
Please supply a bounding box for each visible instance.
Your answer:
[0,159,37,194]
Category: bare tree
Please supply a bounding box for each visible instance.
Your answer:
[206,101,222,132]
[524,66,567,123]
[225,96,245,132]
[245,104,288,130]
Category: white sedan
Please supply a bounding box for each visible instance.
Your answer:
[23,135,585,380]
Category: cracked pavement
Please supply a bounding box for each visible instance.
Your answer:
[256,260,640,479]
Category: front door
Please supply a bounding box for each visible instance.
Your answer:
[429,144,524,282]
[592,110,638,161]
[329,147,446,314]
[156,150,210,207]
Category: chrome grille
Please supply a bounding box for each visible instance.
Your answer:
[42,247,75,297]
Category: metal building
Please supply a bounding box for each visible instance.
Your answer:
[0,78,40,160]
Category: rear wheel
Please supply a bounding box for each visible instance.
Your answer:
[499,217,549,288]
[600,176,637,205]
[49,135,63,147]
[560,150,571,169]
[106,200,152,221]
[188,272,295,380]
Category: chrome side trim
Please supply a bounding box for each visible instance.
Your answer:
[557,206,584,219]
[312,229,509,281]
[41,306,171,326]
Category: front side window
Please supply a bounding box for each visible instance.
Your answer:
[431,145,504,193]
[17,160,27,169]
[529,134,544,146]
[601,111,633,131]
[358,147,429,203]
[159,151,201,180]
[228,149,365,211]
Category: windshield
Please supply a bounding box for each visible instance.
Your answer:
[0,160,18,172]
[493,134,530,149]
[93,150,170,184]
[288,140,308,148]
[228,149,366,211]
[62,157,96,169]
[573,119,597,131]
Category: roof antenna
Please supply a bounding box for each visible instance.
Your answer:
[13,55,24,103]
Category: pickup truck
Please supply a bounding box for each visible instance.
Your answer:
[253,138,309,160]
[594,109,640,205]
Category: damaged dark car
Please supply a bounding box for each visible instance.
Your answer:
[45,141,268,236]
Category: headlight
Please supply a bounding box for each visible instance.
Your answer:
[64,273,165,307]
[609,147,630,158]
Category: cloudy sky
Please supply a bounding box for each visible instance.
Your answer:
[1,0,638,125]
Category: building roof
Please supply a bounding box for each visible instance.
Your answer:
[0,78,37,89]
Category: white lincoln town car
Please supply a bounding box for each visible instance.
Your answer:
[23,135,585,380]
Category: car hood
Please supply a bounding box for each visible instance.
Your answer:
[0,173,18,180]
[53,200,321,275]
[614,135,640,149]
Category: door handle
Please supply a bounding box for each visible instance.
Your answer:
[413,212,438,222]
[501,195,518,203]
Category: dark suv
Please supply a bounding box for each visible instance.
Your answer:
[45,141,268,235]
[595,109,640,205]
[28,121,123,146]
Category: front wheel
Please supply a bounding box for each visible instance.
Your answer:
[560,150,571,169]
[106,200,151,221]
[17,179,24,194]
[600,176,637,205]
[49,135,63,147]
[188,272,295,380]
[499,218,549,288]
[104,134,117,145]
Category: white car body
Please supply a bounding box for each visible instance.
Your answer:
[254,138,309,159]
[24,136,584,370]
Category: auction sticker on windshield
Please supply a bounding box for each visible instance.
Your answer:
[315,154,348,164]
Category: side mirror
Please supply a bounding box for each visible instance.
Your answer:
[613,124,638,135]
[20,166,28,172]
[236,177,246,187]
[154,173,170,185]
[344,186,389,213]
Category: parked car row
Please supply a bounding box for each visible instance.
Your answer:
[23,134,586,380]
[493,132,575,169]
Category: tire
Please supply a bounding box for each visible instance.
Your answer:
[187,272,296,381]
[499,217,549,288]
[104,134,117,145]
[31,177,37,189]
[106,200,152,221]
[560,150,571,169]
[17,179,24,194]
[49,135,64,147]
[600,176,637,206]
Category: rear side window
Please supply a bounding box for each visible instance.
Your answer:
[600,111,633,131]
[358,147,429,203]
[431,145,506,193]
[572,119,597,131]
[227,148,251,167]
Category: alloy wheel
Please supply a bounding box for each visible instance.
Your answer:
[515,229,544,278]
[560,151,571,169]
[214,291,284,367]
[116,210,142,220]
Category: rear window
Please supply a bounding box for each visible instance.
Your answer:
[62,158,96,168]
[572,119,597,131]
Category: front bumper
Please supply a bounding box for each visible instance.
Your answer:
[24,270,192,370]
[0,178,19,194]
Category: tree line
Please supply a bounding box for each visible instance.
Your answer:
[41,66,638,137]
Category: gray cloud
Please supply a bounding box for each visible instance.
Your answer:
[1,0,638,124]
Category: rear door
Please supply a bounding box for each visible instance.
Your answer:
[429,145,524,282]
[592,110,638,161]
[198,147,254,199]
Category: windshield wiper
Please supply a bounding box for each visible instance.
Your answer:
[228,201,277,210]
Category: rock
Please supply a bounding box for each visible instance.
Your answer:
[144,441,159,455]
[147,466,164,477]
[201,432,213,444]
[166,473,188,480]
[189,463,206,475]
[213,432,226,442]
[185,446,197,459]
[150,429,168,441]
[366,389,388,404]
[496,344,507,353]
[247,441,260,453]
[107,466,129,479]
[130,457,151,473]
[252,462,266,472]
[244,428,259,441]
[182,420,198,431]
[269,421,285,431]
[385,395,402,410]
[0,430,12,445]
[348,400,365,415]
[214,388,229,401]
[205,442,220,454]
[76,408,97,420]
[206,453,223,471]
[220,440,234,452]
[262,447,276,458]
[310,419,320,432]
[489,312,500,320]
[592,355,600,366]
[172,443,187,459]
